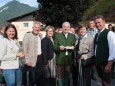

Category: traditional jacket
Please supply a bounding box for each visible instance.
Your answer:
[94,29,109,64]
[54,33,75,65]
[0,38,20,69]
[75,34,94,60]
[23,32,42,67]
[41,36,54,65]
[0,31,4,37]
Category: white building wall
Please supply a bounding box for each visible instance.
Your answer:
[11,21,46,41]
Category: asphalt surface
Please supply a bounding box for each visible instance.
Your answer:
[91,71,115,86]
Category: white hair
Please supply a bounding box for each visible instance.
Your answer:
[62,21,71,27]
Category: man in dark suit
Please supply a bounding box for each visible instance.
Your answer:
[54,22,76,86]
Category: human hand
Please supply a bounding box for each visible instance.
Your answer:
[59,45,65,50]
[16,52,24,58]
[80,56,84,60]
[25,62,32,66]
[105,62,112,73]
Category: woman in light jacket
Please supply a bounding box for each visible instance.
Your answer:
[75,23,94,86]
[0,24,24,86]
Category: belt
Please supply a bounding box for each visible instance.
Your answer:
[37,54,42,57]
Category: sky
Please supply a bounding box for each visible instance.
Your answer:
[0,0,38,8]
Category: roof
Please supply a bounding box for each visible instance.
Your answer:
[7,10,38,22]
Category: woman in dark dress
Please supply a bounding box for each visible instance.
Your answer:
[41,26,56,78]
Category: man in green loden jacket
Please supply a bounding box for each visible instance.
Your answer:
[54,22,75,86]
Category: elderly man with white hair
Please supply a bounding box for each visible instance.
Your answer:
[54,22,76,86]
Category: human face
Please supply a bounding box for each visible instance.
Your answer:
[6,27,15,39]
[108,26,112,30]
[95,18,105,31]
[89,21,95,30]
[62,22,70,34]
[1,26,5,33]
[70,28,75,33]
[46,28,54,37]
[33,24,41,35]
[79,27,87,36]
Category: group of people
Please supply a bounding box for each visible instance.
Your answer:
[0,15,115,86]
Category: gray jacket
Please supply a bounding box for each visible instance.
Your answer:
[23,32,42,67]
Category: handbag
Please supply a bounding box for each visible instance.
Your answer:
[81,56,95,66]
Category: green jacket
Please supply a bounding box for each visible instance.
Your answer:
[54,33,75,65]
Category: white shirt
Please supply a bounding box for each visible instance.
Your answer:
[0,35,3,40]
[107,31,115,61]
[83,33,87,38]
[38,35,42,55]
[64,33,68,39]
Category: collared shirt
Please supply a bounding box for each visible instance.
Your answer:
[38,35,42,55]
[95,28,115,61]
[83,34,88,38]
[63,33,68,39]
[107,31,115,61]
[87,27,98,38]
[79,33,87,40]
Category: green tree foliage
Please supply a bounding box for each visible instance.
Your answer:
[82,0,115,22]
[37,0,94,27]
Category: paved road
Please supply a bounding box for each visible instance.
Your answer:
[70,71,115,86]
[91,71,115,86]
[92,79,115,86]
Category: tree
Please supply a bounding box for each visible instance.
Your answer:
[37,0,94,27]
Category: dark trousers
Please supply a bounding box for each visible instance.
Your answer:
[72,65,91,86]
[82,65,91,86]
[72,65,78,86]
[22,66,36,86]
[22,55,45,86]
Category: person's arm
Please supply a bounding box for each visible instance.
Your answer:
[41,38,48,65]
[105,31,115,73]
[48,39,54,60]
[23,33,31,65]
[108,31,115,61]
[54,34,61,52]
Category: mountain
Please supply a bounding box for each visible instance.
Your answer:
[0,0,37,25]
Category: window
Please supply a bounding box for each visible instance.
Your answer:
[23,23,29,27]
